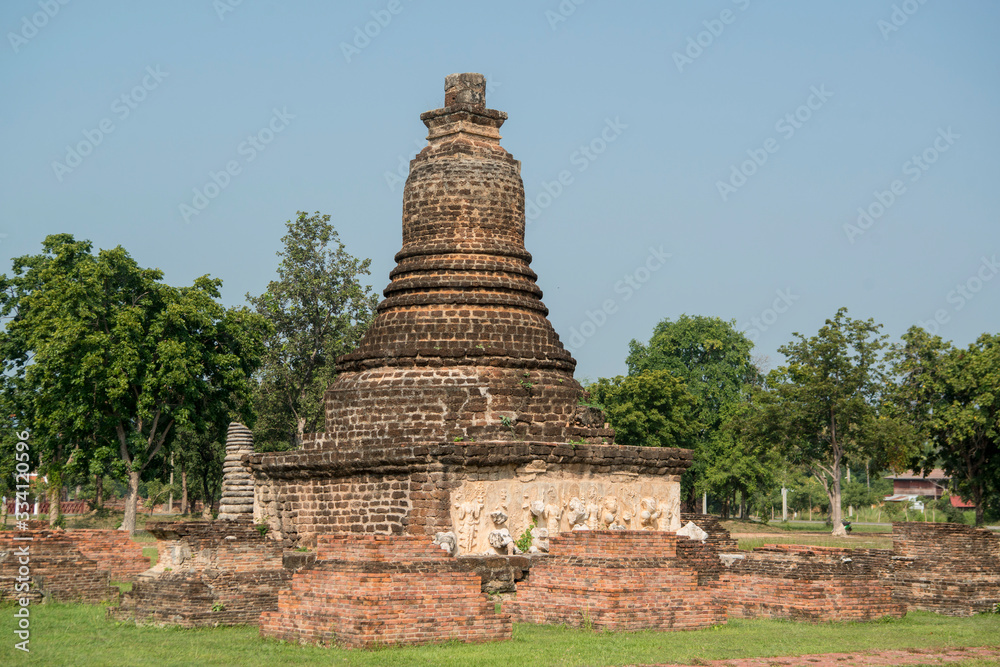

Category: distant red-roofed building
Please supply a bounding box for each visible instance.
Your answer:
[886,469,949,499]
[884,469,977,510]
[950,495,976,509]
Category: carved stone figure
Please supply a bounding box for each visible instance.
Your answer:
[488,528,517,555]
[433,531,458,556]
[565,496,589,530]
[529,499,545,519]
[639,497,662,530]
[454,489,484,554]
[543,488,562,535]
[530,526,550,553]
[585,487,601,531]
[600,495,620,529]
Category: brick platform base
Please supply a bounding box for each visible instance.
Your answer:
[0,530,119,603]
[260,535,511,648]
[891,522,1000,616]
[71,530,152,581]
[107,521,293,627]
[505,531,726,631]
[717,544,905,622]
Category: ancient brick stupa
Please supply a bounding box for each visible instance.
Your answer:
[248,74,692,553]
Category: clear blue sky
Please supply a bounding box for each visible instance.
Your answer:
[2,1,997,380]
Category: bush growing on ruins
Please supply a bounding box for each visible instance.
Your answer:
[515,523,534,553]
[247,212,379,451]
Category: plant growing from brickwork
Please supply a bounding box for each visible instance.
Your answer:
[247,212,379,452]
[514,522,534,553]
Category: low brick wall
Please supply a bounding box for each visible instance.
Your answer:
[71,530,151,581]
[107,521,293,627]
[260,534,511,648]
[0,530,118,603]
[675,513,741,586]
[506,531,725,631]
[717,544,904,622]
[891,522,1000,616]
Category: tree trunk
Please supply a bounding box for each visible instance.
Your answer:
[168,452,174,514]
[94,473,103,509]
[48,485,62,527]
[180,465,188,515]
[973,485,985,526]
[829,472,847,537]
[119,470,141,534]
[200,468,213,519]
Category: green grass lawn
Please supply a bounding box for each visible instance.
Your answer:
[1,604,997,666]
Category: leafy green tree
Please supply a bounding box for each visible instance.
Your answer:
[586,370,700,449]
[172,425,227,517]
[751,308,914,536]
[247,212,379,450]
[701,399,781,519]
[626,315,760,504]
[892,327,1000,525]
[142,479,179,516]
[0,235,101,524]
[0,235,267,533]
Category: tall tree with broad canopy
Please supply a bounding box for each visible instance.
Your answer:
[0,235,102,525]
[626,315,761,505]
[585,370,701,450]
[751,308,914,536]
[891,327,1000,525]
[0,235,267,533]
[247,212,379,451]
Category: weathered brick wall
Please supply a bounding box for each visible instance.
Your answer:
[506,531,725,631]
[251,441,691,544]
[312,368,613,449]
[890,522,1000,615]
[675,513,741,585]
[0,530,118,603]
[260,534,511,648]
[70,530,151,580]
[109,569,292,627]
[315,533,447,561]
[107,521,293,627]
[717,544,904,622]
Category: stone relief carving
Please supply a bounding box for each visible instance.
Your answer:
[453,488,485,554]
[488,528,517,555]
[565,497,588,530]
[433,531,458,556]
[448,474,682,555]
[639,496,662,530]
